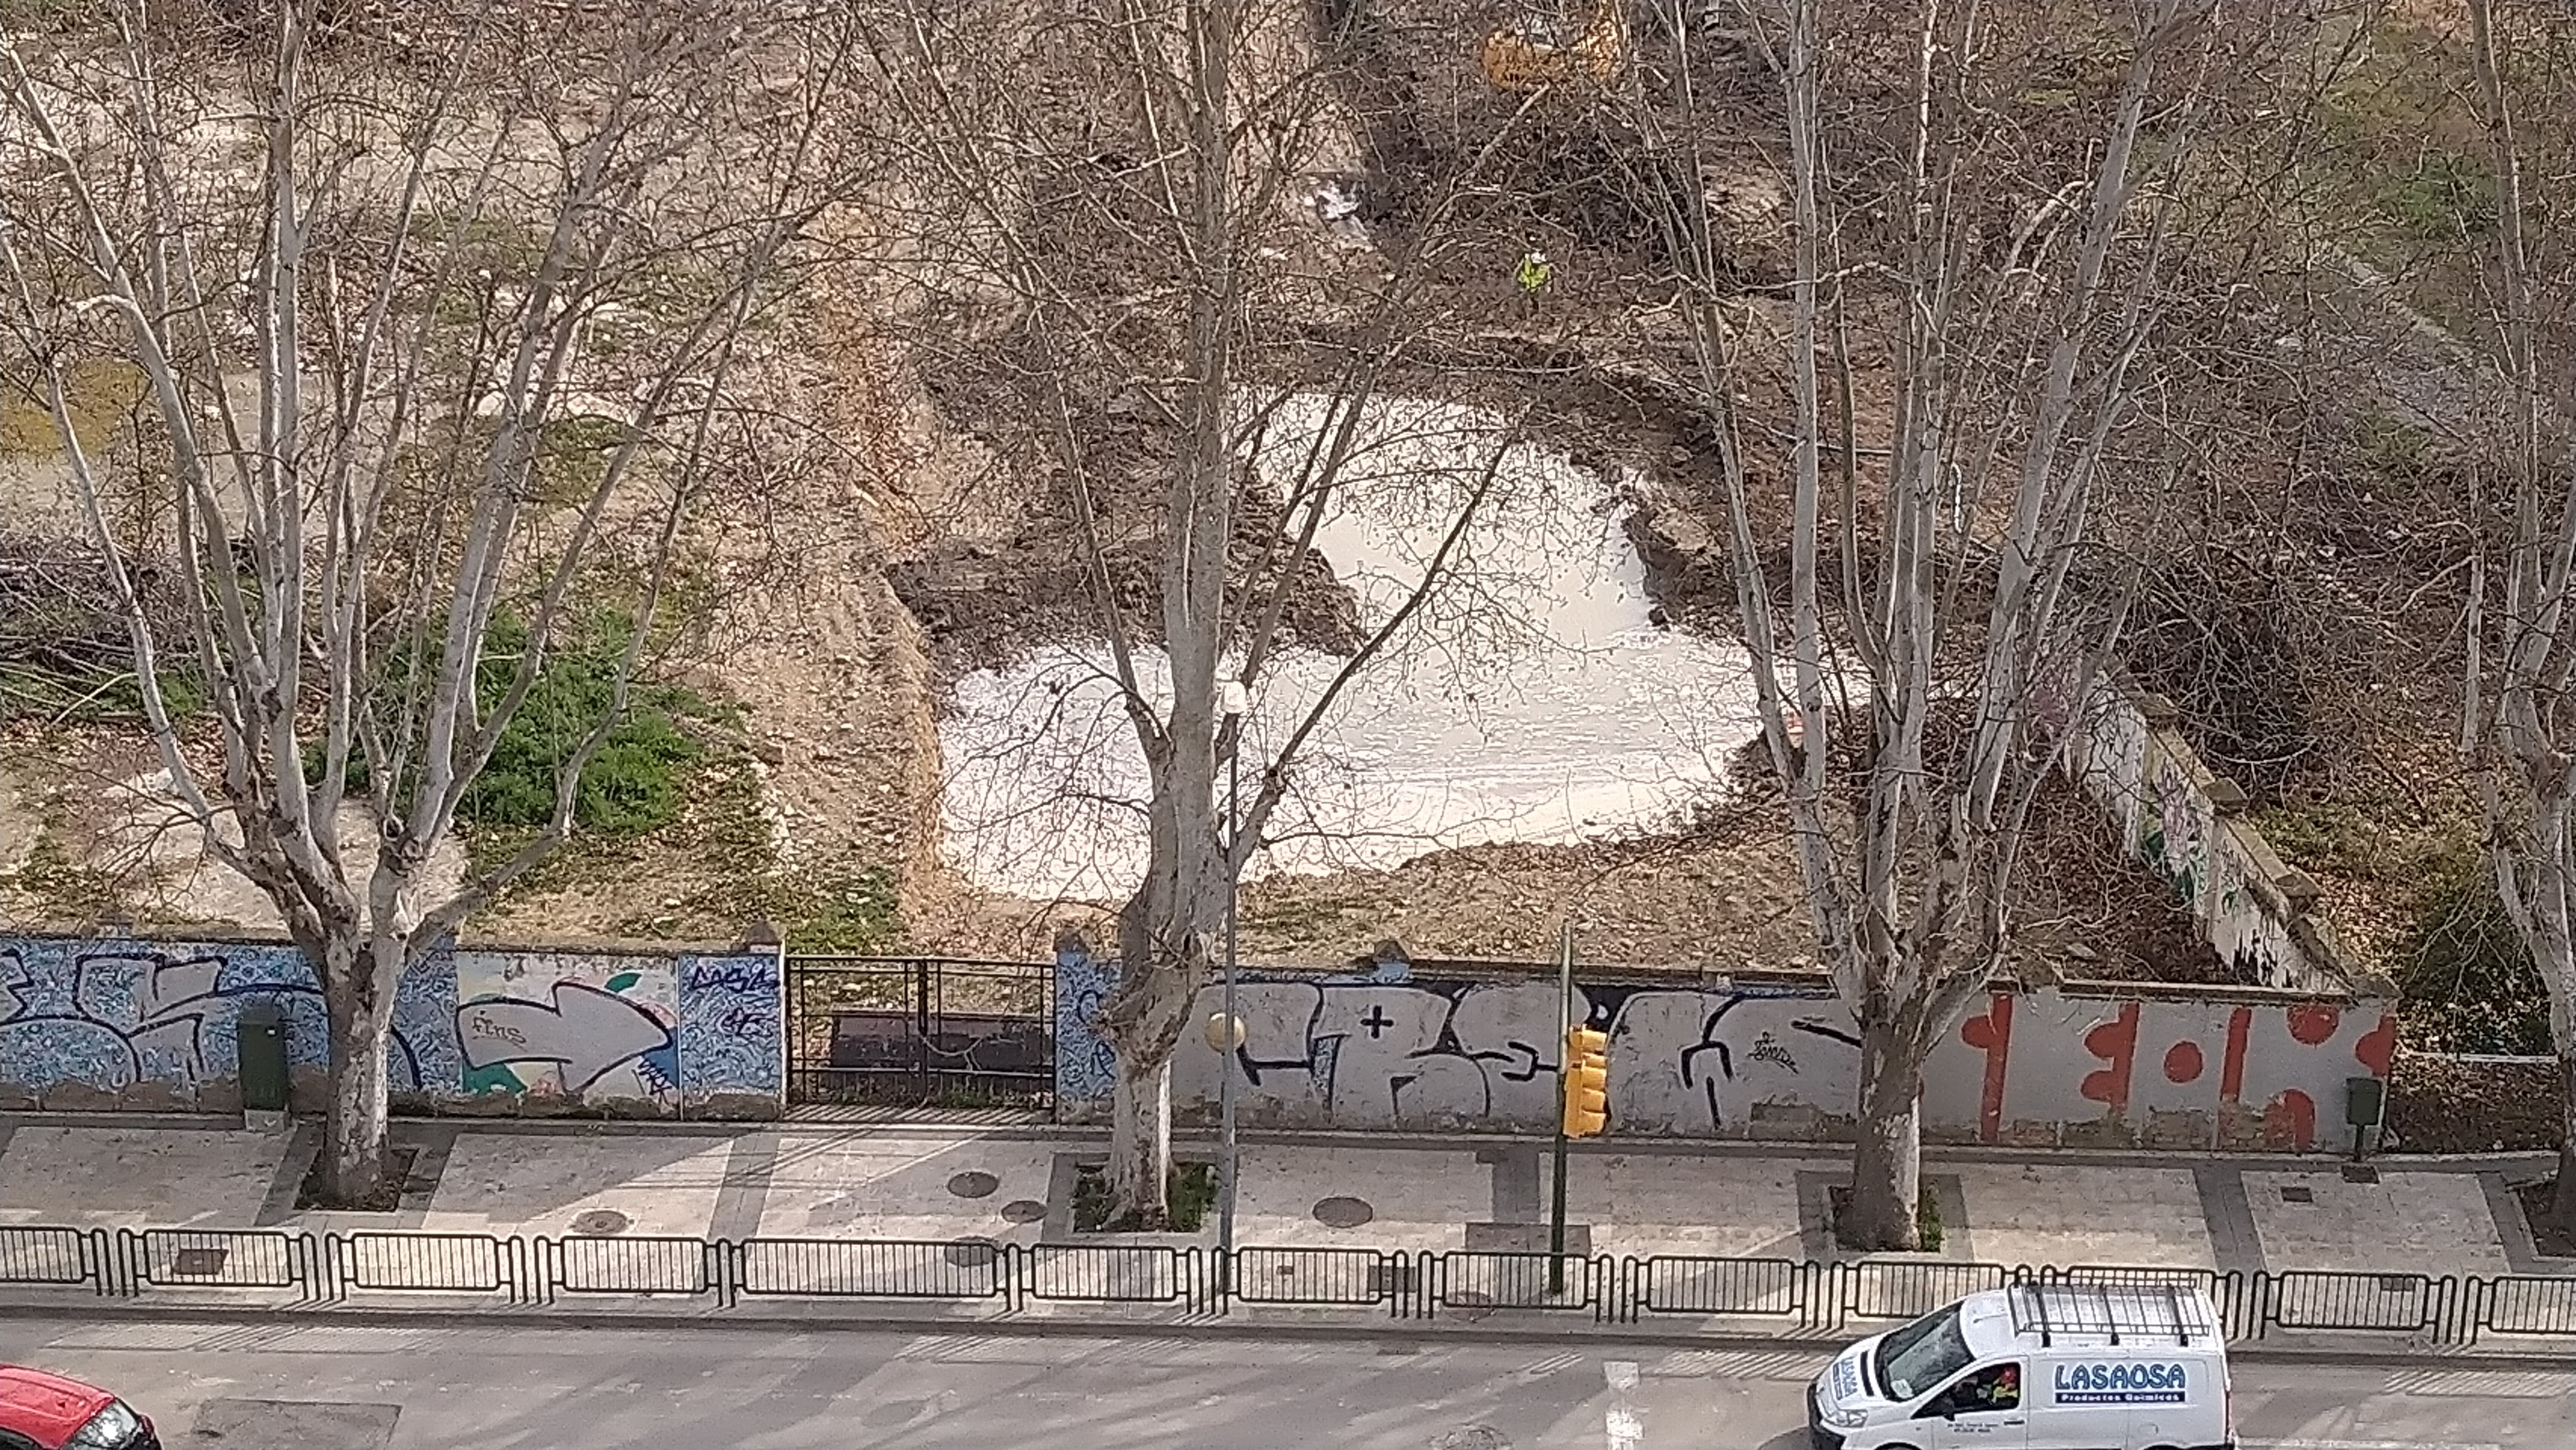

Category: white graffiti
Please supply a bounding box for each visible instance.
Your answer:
[457,982,672,1092]
[1170,978,1863,1134]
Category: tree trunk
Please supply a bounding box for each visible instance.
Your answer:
[1099,879,1198,1226]
[2556,1053,2576,1239]
[1846,1017,1930,1251]
[1097,732,1220,1226]
[317,950,396,1208]
[1109,1053,1173,1228]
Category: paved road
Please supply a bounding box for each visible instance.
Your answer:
[0,1318,2568,1448]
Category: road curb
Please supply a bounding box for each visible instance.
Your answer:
[1,1108,2555,1173]
[6,1298,2573,1369]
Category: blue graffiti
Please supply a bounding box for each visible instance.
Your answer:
[676,952,781,1102]
[0,939,432,1095]
[1,936,788,1113]
[1053,943,1119,1102]
[683,960,772,996]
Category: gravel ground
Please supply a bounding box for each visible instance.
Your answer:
[2388,1050,2561,1153]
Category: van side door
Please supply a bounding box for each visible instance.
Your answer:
[2121,1354,2219,1450]
[1912,1361,2029,1449]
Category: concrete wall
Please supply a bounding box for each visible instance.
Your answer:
[0,933,784,1118]
[1054,947,2397,1151]
[2056,672,2359,992]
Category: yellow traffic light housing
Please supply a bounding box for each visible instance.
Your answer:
[1562,1026,1609,1138]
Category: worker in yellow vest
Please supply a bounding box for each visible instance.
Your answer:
[1515,248,1554,316]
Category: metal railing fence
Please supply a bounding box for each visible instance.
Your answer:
[6,1223,2573,1347]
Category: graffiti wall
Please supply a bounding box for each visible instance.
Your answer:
[2062,675,2358,992]
[0,933,784,1118]
[1054,949,2395,1151]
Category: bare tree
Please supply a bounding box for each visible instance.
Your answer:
[0,1,871,1201]
[859,0,1554,1221]
[2462,0,2576,1234]
[1648,0,2237,1246]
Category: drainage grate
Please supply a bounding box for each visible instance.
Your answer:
[169,1246,230,1277]
[943,1237,1001,1269]
[2342,1163,2381,1184]
[1369,1261,1420,1295]
[2280,1185,2315,1204]
[2379,1274,2416,1293]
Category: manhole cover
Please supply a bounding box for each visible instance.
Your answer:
[1431,1427,1512,1450]
[861,1398,932,1429]
[943,1236,1002,1269]
[946,1171,1001,1200]
[169,1246,230,1277]
[571,1210,632,1237]
[1313,1195,1374,1229]
[1000,1198,1048,1224]
[2280,1185,2315,1204]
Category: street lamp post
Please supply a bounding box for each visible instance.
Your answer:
[1217,680,1249,1295]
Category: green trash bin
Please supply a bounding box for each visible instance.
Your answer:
[2345,1075,2386,1157]
[238,999,288,1122]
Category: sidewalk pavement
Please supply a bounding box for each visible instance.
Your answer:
[0,1113,2558,1279]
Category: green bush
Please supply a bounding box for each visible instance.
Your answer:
[2249,802,2395,881]
[623,756,903,950]
[2376,150,2499,239]
[318,610,710,840]
[2396,842,2547,1055]
[1073,1161,1218,1233]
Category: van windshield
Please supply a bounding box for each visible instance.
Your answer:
[1874,1305,1973,1402]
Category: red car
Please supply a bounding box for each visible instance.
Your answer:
[0,1365,159,1450]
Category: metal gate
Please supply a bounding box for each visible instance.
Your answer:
[784,956,1054,1108]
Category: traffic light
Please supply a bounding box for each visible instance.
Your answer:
[1562,1026,1609,1138]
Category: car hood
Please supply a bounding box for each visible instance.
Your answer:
[0,1364,114,1448]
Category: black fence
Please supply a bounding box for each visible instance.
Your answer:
[784,956,1053,1108]
[7,1223,2576,1347]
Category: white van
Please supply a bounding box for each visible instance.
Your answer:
[1805,1279,2233,1450]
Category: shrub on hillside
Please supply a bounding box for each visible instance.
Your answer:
[2397,842,2547,1056]
[314,610,712,841]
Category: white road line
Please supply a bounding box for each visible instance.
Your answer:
[1602,1358,1640,1450]
[2241,1440,2505,1450]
